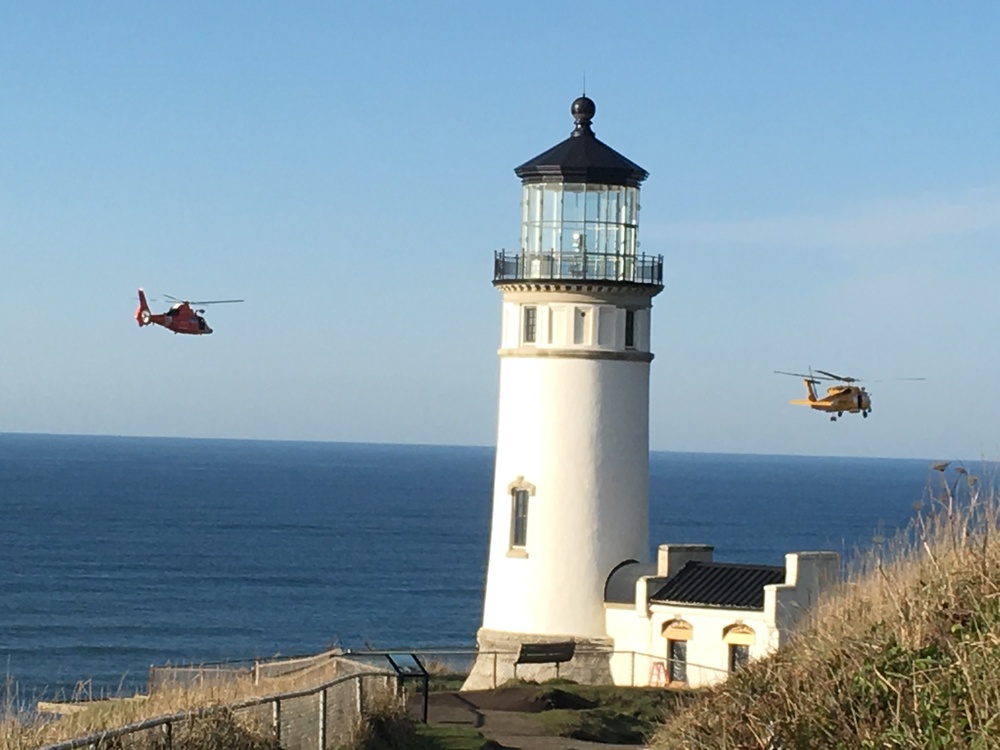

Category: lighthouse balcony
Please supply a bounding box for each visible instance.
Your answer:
[494,250,664,288]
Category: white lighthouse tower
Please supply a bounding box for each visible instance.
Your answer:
[465,96,663,687]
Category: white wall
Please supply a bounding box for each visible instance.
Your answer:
[606,601,776,687]
[767,551,841,643]
[481,354,651,639]
[499,299,652,353]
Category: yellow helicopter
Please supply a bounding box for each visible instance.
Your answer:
[775,368,924,422]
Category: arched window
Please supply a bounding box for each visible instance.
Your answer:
[723,624,756,673]
[506,477,536,553]
[511,489,529,546]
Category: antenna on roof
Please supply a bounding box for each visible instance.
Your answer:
[582,71,586,97]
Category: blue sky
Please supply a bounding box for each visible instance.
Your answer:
[1,2,998,459]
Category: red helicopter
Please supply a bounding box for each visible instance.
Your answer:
[135,288,243,335]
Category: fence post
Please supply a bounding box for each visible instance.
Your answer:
[162,721,173,750]
[357,676,364,717]
[318,688,326,750]
[272,699,281,746]
[421,673,429,724]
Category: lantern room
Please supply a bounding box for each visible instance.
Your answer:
[494,96,663,287]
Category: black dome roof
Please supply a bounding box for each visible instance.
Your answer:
[514,97,648,187]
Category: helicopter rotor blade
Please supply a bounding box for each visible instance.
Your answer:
[814,369,845,380]
[815,369,859,383]
[774,370,833,381]
[162,293,243,306]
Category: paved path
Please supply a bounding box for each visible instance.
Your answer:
[419,691,651,750]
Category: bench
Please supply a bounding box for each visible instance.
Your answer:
[513,642,576,679]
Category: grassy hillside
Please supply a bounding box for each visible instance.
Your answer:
[656,464,1000,749]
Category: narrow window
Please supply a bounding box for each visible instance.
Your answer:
[523,306,537,344]
[510,488,529,547]
[667,640,687,683]
[729,644,750,673]
[624,309,635,349]
[573,308,586,344]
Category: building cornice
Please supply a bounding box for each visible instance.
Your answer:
[498,348,654,363]
[494,281,662,299]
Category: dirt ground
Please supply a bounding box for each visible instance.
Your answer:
[413,688,652,750]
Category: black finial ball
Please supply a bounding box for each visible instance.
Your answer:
[571,96,596,123]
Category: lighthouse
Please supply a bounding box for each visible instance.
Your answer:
[464,95,663,687]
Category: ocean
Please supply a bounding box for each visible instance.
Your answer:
[0,434,938,700]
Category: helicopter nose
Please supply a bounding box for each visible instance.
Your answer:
[204,326,213,334]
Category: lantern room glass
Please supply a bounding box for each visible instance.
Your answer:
[520,183,639,257]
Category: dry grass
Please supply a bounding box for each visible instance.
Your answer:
[1,674,274,750]
[656,463,1000,749]
[0,649,391,750]
[346,685,417,750]
[2,662,406,750]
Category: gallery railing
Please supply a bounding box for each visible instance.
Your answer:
[494,250,664,286]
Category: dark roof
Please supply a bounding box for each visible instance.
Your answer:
[515,96,648,187]
[603,560,656,604]
[649,561,786,611]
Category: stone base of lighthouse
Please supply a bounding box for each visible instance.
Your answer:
[461,628,614,691]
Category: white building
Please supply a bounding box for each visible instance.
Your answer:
[604,545,838,687]
[463,97,838,690]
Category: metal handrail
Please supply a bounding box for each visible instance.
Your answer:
[494,249,664,286]
[337,646,733,677]
[36,669,394,750]
[38,647,739,749]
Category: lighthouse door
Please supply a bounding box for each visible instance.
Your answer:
[662,620,692,684]
[667,640,687,683]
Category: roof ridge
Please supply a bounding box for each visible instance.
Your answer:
[687,560,785,571]
[650,561,789,611]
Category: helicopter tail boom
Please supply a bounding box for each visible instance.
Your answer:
[798,378,818,403]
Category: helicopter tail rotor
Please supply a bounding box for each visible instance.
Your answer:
[135,288,152,327]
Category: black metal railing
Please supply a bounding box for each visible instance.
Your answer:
[37,670,399,750]
[494,250,664,286]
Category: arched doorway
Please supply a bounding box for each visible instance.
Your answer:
[661,619,693,684]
